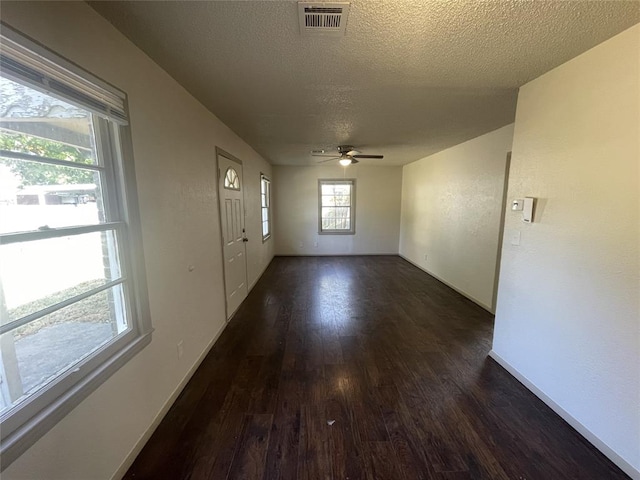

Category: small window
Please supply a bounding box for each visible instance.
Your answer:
[0,26,151,467]
[260,174,271,241]
[318,179,355,234]
[224,167,240,190]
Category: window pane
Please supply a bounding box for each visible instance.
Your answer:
[322,207,350,220]
[321,184,350,196]
[0,77,98,166]
[261,176,270,240]
[1,284,128,413]
[1,230,122,324]
[224,168,239,190]
[322,196,351,207]
[0,29,154,460]
[0,158,105,234]
[333,207,350,219]
[337,219,351,230]
[320,181,354,232]
[321,194,350,207]
[322,207,335,219]
[322,218,336,230]
[321,195,337,207]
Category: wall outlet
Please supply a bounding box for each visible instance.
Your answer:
[177,340,184,359]
[314,240,318,247]
[423,254,428,261]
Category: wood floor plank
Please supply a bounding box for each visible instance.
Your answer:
[201,356,265,480]
[298,403,332,480]
[225,413,273,480]
[125,256,630,480]
[262,399,301,479]
[262,361,304,480]
[362,441,403,480]
[374,384,435,480]
[324,364,366,480]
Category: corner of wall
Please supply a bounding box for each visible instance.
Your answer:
[488,351,640,480]
[492,24,640,476]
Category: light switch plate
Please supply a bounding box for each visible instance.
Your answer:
[510,230,521,246]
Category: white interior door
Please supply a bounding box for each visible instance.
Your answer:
[218,152,248,319]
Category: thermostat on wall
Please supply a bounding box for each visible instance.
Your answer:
[523,197,535,223]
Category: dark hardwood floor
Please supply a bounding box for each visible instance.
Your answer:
[125,256,628,480]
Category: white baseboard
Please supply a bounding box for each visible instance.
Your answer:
[248,255,274,291]
[112,255,276,479]
[399,254,493,313]
[111,324,226,480]
[489,350,639,480]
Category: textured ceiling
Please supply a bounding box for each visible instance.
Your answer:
[90,1,640,166]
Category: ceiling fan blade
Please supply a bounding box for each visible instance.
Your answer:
[317,157,339,163]
[311,153,339,157]
[352,154,384,159]
[345,150,360,156]
[351,159,360,164]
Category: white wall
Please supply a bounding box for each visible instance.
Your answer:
[399,125,514,311]
[1,2,273,479]
[273,165,402,255]
[491,25,639,478]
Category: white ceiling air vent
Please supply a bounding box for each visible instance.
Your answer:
[298,2,350,37]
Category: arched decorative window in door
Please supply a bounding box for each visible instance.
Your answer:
[224,167,240,190]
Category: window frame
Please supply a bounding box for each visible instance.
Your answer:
[260,173,271,242]
[318,178,356,235]
[0,24,152,469]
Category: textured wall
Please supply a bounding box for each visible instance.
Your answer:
[1,2,273,479]
[399,125,514,311]
[491,25,639,478]
[273,165,402,256]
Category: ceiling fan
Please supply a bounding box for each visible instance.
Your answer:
[311,145,383,166]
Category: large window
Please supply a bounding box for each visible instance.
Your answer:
[0,27,151,467]
[260,174,271,241]
[318,179,355,234]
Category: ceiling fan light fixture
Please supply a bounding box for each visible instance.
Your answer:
[312,145,382,165]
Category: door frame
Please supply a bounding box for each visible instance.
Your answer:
[215,146,248,320]
[492,151,512,312]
